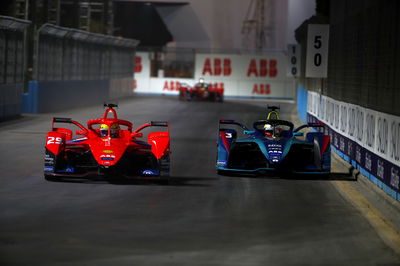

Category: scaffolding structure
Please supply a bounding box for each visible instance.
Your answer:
[8,0,113,35]
[242,0,275,50]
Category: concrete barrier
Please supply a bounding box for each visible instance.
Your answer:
[22,78,133,114]
[109,77,134,99]
[296,84,308,123]
[0,84,23,121]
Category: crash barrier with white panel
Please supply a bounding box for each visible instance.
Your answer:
[134,51,295,100]
[0,16,30,120]
[23,24,138,113]
[304,88,400,201]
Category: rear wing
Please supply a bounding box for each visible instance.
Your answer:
[294,122,325,132]
[219,120,249,130]
[267,105,280,111]
[52,117,87,132]
[267,105,280,120]
[150,121,168,127]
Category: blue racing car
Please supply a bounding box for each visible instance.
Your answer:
[216,109,331,175]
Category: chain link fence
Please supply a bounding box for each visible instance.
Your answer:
[0,16,30,85]
[0,16,30,120]
[35,24,139,81]
[296,0,400,116]
[327,0,400,116]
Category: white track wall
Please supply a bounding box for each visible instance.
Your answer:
[134,51,295,100]
[307,90,400,200]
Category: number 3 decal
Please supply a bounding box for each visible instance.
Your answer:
[47,137,62,145]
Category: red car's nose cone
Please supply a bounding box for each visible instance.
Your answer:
[90,138,128,166]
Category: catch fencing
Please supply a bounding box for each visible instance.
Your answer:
[327,0,400,117]
[35,24,139,81]
[0,16,30,120]
[23,24,139,113]
[296,0,400,116]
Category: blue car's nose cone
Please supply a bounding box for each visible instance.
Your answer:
[266,143,284,163]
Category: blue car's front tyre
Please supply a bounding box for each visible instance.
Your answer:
[217,169,227,175]
[44,174,56,181]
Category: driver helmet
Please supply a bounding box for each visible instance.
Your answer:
[110,124,120,138]
[198,77,208,91]
[100,124,109,137]
[264,124,273,137]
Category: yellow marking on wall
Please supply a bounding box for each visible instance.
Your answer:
[332,180,400,255]
[290,108,400,254]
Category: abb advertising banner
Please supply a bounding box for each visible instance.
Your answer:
[194,53,293,99]
[307,91,400,199]
[134,52,150,79]
[133,51,294,99]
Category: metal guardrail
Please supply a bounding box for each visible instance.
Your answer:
[34,23,139,81]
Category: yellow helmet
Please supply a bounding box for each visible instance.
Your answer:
[264,124,273,130]
[100,124,109,137]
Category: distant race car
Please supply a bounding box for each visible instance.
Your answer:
[179,78,224,102]
[216,106,331,175]
[44,104,171,182]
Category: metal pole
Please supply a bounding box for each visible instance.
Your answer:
[24,0,29,20]
[23,5,31,91]
[33,23,46,81]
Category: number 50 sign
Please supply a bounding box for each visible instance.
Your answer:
[306,24,330,78]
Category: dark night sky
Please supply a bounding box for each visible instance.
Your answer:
[0,0,14,15]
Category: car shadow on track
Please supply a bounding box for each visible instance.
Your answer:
[110,176,217,187]
[218,171,355,182]
[283,172,356,181]
[44,176,217,187]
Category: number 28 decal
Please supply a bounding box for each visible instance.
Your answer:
[47,136,62,145]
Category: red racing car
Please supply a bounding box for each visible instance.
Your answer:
[44,104,171,183]
[179,78,224,102]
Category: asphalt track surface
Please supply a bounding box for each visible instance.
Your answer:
[0,95,399,266]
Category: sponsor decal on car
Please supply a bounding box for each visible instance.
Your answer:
[44,166,54,172]
[57,166,75,173]
[45,154,54,163]
[66,137,88,143]
[141,169,159,176]
[267,144,283,162]
[100,154,116,161]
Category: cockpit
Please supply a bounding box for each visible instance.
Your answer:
[253,120,294,140]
